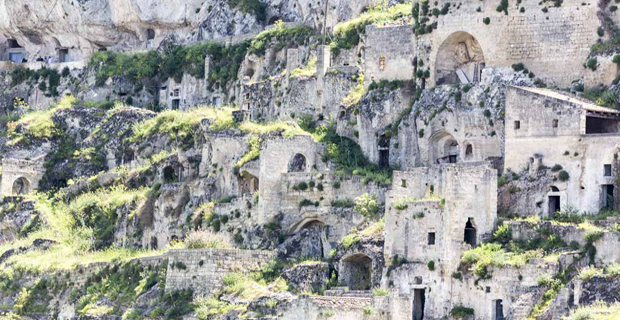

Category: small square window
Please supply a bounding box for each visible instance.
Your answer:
[553,119,558,128]
[401,179,407,188]
[428,232,436,245]
[514,121,521,130]
[604,164,612,176]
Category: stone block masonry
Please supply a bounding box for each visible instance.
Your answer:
[164,248,277,295]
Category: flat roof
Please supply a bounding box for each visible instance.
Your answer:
[512,86,620,115]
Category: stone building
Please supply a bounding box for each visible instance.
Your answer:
[505,86,620,216]
[416,0,604,88]
[364,25,414,88]
[0,155,46,196]
[385,163,498,272]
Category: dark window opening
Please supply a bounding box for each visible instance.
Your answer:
[268,16,281,25]
[549,196,561,215]
[428,232,435,245]
[98,47,107,52]
[171,99,180,110]
[147,28,156,40]
[603,184,614,209]
[514,121,521,130]
[413,289,426,320]
[464,218,476,247]
[379,149,390,167]
[585,116,620,134]
[553,119,558,128]
[604,164,612,177]
[551,186,559,192]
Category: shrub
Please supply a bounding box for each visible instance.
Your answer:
[452,272,463,281]
[293,181,308,191]
[450,306,474,318]
[372,288,389,296]
[551,164,563,172]
[512,63,525,71]
[598,26,605,37]
[558,170,570,181]
[492,224,512,245]
[184,230,232,249]
[427,260,435,271]
[586,58,598,71]
[578,266,602,281]
[331,199,355,208]
[354,193,380,217]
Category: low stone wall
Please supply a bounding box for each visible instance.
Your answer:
[164,248,276,295]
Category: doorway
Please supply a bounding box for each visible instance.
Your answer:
[602,185,614,209]
[413,289,426,320]
[493,299,504,320]
[549,196,560,215]
[464,218,476,247]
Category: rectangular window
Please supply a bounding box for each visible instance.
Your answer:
[604,164,612,176]
[428,232,436,245]
[173,89,180,97]
[514,121,521,130]
[379,56,386,70]
[553,119,558,128]
[401,179,407,188]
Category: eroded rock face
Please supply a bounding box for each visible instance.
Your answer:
[278,226,324,261]
[283,262,330,293]
[579,276,620,305]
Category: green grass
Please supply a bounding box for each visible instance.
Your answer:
[341,74,365,108]
[461,243,542,279]
[235,136,263,168]
[7,96,75,145]
[567,302,620,320]
[290,56,317,78]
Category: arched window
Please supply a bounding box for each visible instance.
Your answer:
[147,29,156,40]
[288,154,307,172]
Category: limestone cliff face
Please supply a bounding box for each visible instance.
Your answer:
[0,0,382,61]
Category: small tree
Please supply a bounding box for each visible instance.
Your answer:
[354,193,380,217]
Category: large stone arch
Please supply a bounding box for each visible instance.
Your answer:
[288,217,326,235]
[429,130,459,164]
[12,177,30,195]
[435,31,485,85]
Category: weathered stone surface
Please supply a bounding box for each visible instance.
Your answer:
[282,261,330,293]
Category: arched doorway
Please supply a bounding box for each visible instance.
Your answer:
[464,218,477,247]
[429,130,459,164]
[12,177,30,195]
[435,32,485,85]
[342,254,373,290]
[288,154,307,172]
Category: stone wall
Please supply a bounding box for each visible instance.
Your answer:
[164,248,276,295]
[418,0,602,88]
[364,25,414,88]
